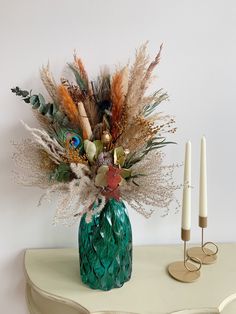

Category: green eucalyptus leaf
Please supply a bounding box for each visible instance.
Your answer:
[12,86,70,127]
[38,93,46,106]
[30,95,39,108]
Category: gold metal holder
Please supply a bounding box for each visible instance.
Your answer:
[168,229,202,283]
[187,217,218,265]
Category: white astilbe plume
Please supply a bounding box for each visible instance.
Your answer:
[120,150,180,218]
[21,121,65,164]
[41,163,105,226]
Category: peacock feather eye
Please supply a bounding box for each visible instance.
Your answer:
[70,136,81,148]
[66,132,82,150]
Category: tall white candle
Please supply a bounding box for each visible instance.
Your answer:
[199,136,207,217]
[182,141,191,230]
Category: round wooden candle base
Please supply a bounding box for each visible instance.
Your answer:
[187,246,217,264]
[168,261,200,283]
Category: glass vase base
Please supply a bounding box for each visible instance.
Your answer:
[79,198,132,291]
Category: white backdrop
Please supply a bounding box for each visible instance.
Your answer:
[1,0,236,313]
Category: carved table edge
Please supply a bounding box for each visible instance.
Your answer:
[24,250,90,314]
[24,250,236,314]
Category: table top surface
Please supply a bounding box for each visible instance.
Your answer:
[24,243,236,314]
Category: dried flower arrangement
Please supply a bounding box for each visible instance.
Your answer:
[12,43,178,225]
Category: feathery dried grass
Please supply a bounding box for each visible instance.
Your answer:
[116,116,158,152]
[115,44,170,148]
[73,54,89,89]
[32,110,55,135]
[120,150,179,217]
[40,64,59,103]
[154,115,177,136]
[111,67,128,140]
[21,121,65,164]
[140,43,163,96]
[41,163,106,225]
[13,139,56,188]
[58,85,80,127]
[123,43,149,125]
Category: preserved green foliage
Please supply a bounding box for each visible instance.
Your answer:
[50,163,72,182]
[11,87,69,126]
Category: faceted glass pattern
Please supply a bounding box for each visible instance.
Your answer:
[79,198,132,290]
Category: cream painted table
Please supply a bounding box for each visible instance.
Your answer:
[24,244,236,314]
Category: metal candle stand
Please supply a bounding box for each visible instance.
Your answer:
[168,229,202,283]
[187,216,218,264]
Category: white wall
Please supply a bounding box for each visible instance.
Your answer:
[1,0,236,313]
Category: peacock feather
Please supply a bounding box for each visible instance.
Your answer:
[54,126,84,153]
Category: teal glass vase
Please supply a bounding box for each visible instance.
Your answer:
[78,198,132,291]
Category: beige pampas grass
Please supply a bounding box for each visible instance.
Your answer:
[115,43,169,149]
[42,163,106,225]
[123,43,149,125]
[40,63,59,103]
[140,43,163,96]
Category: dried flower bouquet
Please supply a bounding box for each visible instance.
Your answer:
[12,43,177,225]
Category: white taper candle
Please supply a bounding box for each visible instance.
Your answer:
[182,141,191,230]
[199,136,207,217]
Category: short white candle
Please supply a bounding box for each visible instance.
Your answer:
[199,136,207,217]
[182,141,191,230]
